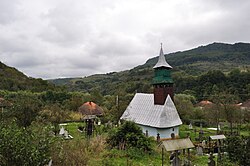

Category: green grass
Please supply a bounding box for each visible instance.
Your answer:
[179,125,217,142]
[179,124,250,142]
[62,122,109,140]
[60,122,86,139]
[88,148,167,166]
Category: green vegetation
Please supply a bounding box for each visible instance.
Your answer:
[226,136,250,166]
[174,69,250,101]
[107,121,154,151]
[0,61,60,92]
[0,121,53,166]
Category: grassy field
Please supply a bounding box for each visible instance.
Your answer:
[58,122,244,165]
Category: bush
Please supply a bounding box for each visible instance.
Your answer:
[0,121,53,166]
[106,121,154,151]
[226,136,250,166]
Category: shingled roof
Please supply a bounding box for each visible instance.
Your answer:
[120,93,182,128]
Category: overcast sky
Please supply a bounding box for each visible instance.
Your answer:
[1,0,250,79]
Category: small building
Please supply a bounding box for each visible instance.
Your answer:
[195,100,214,109]
[78,101,104,136]
[78,101,103,117]
[120,44,182,139]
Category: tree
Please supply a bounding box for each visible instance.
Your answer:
[209,90,240,134]
[41,90,71,104]
[39,103,70,134]
[90,89,103,105]
[63,92,87,111]
[174,94,196,124]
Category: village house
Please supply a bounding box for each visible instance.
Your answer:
[120,45,182,139]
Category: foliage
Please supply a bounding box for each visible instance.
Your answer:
[99,148,163,166]
[39,103,70,134]
[106,121,154,151]
[174,94,196,123]
[5,92,42,127]
[208,90,242,132]
[0,121,53,166]
[63,92,90,111]
[52,137,105,166]
[226,136,250,166]
[0,61,59,92]
[175,69,250,101]
[40,90,71,104]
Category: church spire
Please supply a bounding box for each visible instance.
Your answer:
[152,44,174,105]
[153,43,172,69]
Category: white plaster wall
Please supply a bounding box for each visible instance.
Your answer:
[138,124,179,139]
[139,125,158,137]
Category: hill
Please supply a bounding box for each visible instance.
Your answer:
[0,61,58,92]
[49,42,250,96]
[138,42,250,74]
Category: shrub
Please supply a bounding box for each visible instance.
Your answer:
[226,136,250,166]
[106,121,154,151]
[0,121,52,166]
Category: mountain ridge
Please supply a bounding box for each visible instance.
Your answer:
[48,42,250,95]
[143,42,250,67]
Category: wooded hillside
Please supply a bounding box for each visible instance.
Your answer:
[49,42,250,101]
[0,62,59,92]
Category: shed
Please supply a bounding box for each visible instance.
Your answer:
[78,101,104,137]
[162,138,195,151]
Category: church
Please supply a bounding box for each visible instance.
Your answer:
[120,45,182,139]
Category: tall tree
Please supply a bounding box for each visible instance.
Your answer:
[209,90,240,134]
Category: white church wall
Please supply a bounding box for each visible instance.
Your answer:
[138,124,180,139]
[157,126,179,138]
[139,125,158,138]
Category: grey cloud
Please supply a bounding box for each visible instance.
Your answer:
[1,0,250,79]
[0,0,21,24]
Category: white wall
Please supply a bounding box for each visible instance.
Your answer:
[138,124,179,139]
